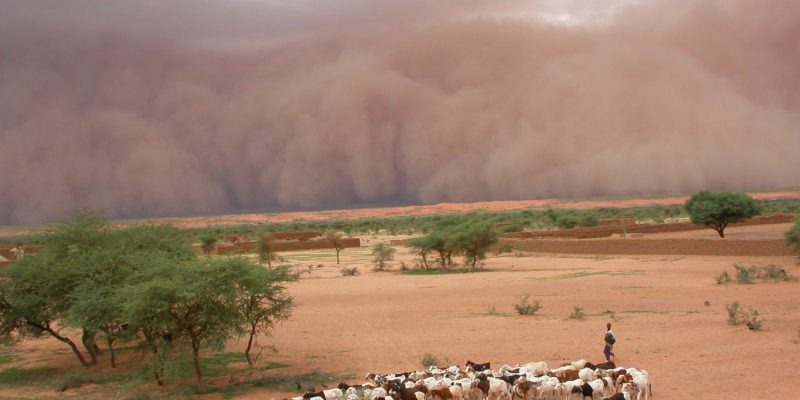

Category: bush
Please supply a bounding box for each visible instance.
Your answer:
[715,271,732,285]
[569,306,586,320]
[55,371,92,392]
[501,224,523,233]
[514,294,542,316]
[726,301,763,330]
[340,267,360,277]
[371,243,396,271]
[725,263,794,284]
[734,264,758,284]
[494,244,513,255]
[420,353,439,368]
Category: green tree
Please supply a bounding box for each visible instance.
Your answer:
[406,236,433,269]
[453,221,500,269]
[684,191,761,237]
[786,219,800,254]
[325,231,346,264]
[233,261,295,366]
[371,243,396,271]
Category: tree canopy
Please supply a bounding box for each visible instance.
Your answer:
[0,212,295,389]
[684,191,761,237]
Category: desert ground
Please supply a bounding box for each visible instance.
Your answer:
[1,223,798,400]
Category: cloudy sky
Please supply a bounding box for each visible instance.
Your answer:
[1,0,798,224]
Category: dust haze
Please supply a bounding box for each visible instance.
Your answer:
[1,0,798,224]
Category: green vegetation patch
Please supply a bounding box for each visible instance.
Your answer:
[0,367,60,387]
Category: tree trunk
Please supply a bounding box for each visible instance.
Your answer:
[42,325,90,367]
[336,249,340,264]
[107,337,117,368]
[421,252,429,270]
[245,323,257,366]
[82,330,98,365]
[191,340,206,391]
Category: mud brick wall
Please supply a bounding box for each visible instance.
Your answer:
[502,238,794,256]
[503,214,795,239]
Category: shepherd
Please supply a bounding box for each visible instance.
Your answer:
[604,322,616,362]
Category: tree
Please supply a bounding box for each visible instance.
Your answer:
[786,219,800,254]
[406,236,433,269]
[199,234,219,255]
[453,221,500,269]
[232,260,295,366]
[256,233,278,268]
[684,191,761,237]
[325,231,346,264]
[371,243,396,271]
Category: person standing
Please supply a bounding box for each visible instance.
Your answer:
[604,322,616,362]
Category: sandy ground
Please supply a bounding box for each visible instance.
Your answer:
[2,225,798,400]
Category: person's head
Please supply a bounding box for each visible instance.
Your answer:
[607,323,611,330]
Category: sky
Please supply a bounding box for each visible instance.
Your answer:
[0,0,798,224]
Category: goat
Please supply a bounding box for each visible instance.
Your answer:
[466,361,491,373]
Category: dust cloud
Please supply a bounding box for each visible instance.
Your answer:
[1,0,798,224]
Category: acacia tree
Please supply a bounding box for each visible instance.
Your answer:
[453,221,500,269]
[406,236,433,269]
[199,234,219,255]
[325,231,346,264]
[684,191,761,237]
[233,260,295,366]
[0,211,110,367]
[371,243,396,271]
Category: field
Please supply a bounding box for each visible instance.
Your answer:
[0,222,797,400]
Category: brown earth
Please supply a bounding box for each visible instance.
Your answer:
[1,224,799,400]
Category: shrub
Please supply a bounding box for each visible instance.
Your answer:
[569,306,586,320]
[340,267,359,277]
[734,264,758,284]
[420,353,439,368]
[494,244,514,255]
[715,271,732,285]
[514,294,542,316]
[55,371,92,392]
[726,301,763,330]
[371,243,396,271]
[725,301,741,325]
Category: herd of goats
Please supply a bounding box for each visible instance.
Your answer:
[291,360,652,400]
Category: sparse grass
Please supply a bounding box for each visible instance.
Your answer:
[253,371,354,392]
[340,266,360,276]
[400,268,486,276]
[421,353,439,368]
[0,367,59,387]
[569,306,586,320]
[470,305,513,318]
[494,244,514,255]
[514,294,542,316]
[0,352,12,365]
[621,309,668,315]
[534,270,645,280]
